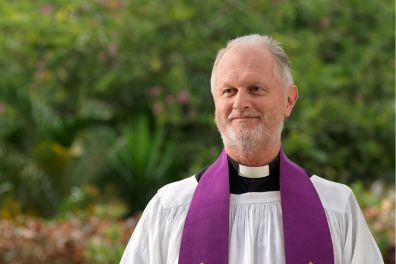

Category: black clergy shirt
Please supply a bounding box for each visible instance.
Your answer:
[195,153,312,194]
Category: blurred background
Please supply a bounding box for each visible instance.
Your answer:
[0,0,394,263]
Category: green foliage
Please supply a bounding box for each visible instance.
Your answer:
[0,0,393,221]
[83,223,125,264]
[108,116,178,214]
[0,213,134,264]
[351,182,395,257]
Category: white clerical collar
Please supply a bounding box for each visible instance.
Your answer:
[238,164,270,178]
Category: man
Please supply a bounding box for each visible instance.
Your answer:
[120,34,383,264]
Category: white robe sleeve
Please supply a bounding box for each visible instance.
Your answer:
[120,194,162,264]
[120,177,194,264]
[342,191,384,264]
[119,176,385,264]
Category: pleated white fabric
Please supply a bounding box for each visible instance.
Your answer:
[120,175,383,264]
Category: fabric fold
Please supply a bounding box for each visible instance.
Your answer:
[179,148,334,264]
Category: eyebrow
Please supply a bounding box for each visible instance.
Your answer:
[220,82,234,88]
[220,80,268,89]
[247,82,267,87]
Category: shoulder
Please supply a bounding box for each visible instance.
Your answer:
[311,175,354,213]
[156,176,197,209]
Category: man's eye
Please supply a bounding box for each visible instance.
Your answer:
[249,86,266,93]
[251,86,261,91]
[222,88,236,96]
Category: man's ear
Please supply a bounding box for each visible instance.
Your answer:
[284,84,298,118]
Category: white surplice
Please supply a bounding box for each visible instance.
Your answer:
[120,175,383,264]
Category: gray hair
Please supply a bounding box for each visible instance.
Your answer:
[210,34,294,93]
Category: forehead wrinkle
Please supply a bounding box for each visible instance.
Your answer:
[238,71,268,87]
[215,46,282,90]
[219,67,240,88]
[244,54,283,90]
[223,67,276,90]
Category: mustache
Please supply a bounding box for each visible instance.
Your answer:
[227,112,262,121]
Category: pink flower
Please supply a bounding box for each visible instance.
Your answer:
[0,102,5,114]
[152,102,163,114]
[98,52,107,63]
[149,86,161,97]
[320,17,330,29]
[108,43,118,57]
[166,95,175,105]
[40,4,53,16]
[177,89,189,104]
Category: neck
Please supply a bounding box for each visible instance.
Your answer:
[225,141,281,166]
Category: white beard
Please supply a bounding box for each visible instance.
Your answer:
[215,110,284,153]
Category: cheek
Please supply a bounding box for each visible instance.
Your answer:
[215,101,232,116]
[272,94,288,113]
[255,97,285,116]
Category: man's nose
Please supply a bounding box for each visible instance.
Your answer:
[233,90,251,111]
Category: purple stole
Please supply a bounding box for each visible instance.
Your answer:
[179,148,334,264]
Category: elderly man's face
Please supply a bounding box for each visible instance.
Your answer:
[213,46,297,149]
